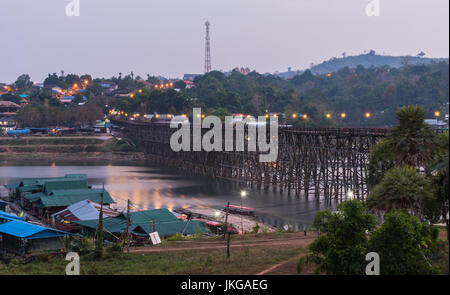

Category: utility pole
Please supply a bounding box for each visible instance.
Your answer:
[125,199,131,254]
[223,202,231,259]
[240,198,243,234]
[95,184,104,258]
[223,202,230,239]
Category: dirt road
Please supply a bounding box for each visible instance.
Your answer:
[129,234,317,254]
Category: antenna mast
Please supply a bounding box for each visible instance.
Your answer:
[204,21,211,73]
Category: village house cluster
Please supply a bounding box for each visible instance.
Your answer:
[0,174,213,255]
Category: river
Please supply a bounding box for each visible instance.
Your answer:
[0,159,335,230]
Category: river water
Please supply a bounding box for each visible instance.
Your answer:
[0,159,335,229]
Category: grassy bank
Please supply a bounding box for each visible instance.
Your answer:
[0,135,145,160]
[0,233,310,275]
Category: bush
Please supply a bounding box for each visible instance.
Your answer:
[70,236,92,255]
[369,210,439,275]
[298,200,377,275]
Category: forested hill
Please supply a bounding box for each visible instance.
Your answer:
[275,52,448,78]
[310,52,448,74]
[187,61,449,127]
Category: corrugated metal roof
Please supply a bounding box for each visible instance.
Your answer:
[4,182,20,189]
[0,210,25,221]
[126,208,179,224]
[133,220,209,236]
[75,216,128,234]
[18,185,41,192]
[75,209,210,237]
[43,180,89,194]
[52,199,120,221]
[16,174,87,187]
[0,219,70,239]
[24,192,45,202]
[38,191,114,208]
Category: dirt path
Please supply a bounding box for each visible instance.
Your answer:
[256,252,310,275]
[129,235,316,254]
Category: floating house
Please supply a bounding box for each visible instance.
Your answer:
[24,187,114,218]
[51,199,121,232]
[5,174,87,200]
[75,208,209,241]
[0,212,71,254]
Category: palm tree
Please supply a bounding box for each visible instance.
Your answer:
[389,105,437,169]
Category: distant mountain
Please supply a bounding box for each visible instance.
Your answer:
[274,51,448,78]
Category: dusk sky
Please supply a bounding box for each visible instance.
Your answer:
[0,0,448,83]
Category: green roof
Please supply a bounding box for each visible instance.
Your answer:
[17,174,86,186]
[75,216,127,234]
[4,182,20,189]
[133,219,209,236]
[38,191,114,208]
[43,180,89,195]
[24,192,45,203]
[126,208,179,224]
[75,209,209,237]
[18,185,41,192]
[4,174,87,192]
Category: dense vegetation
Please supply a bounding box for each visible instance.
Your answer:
[113,61,449,127]
[2,60,448,128]
[298,106,449,275]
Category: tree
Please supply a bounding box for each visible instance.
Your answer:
[367,166,434,218]
[369,210,439,274]
[367,105,438,190]
[65,74,81,88]
[389,105,437,168]
[425,132,449,240]
[367,139,395,188]
[0,93,21,104]
[297,200,377,274]
[14,74,33,90]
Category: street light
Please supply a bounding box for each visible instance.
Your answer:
[434,111,440,126]
[365,112,371,118]
[346,190,354,200]
[325,113,331,119]
[302,114,308,119]
[340,113,346,119]
[292,113,297,119]
[240,190,247,234]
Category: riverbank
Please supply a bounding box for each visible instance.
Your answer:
[176,207,277,233]
[0,135,146,162]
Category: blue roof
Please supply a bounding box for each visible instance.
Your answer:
[0,219,70,239]
[0,210,25,221]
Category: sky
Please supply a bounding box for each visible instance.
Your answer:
[0,0,448,83]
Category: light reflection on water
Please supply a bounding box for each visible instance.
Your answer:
[0,160,336,229]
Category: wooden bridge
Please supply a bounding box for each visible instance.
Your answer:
[111,117,389,200]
